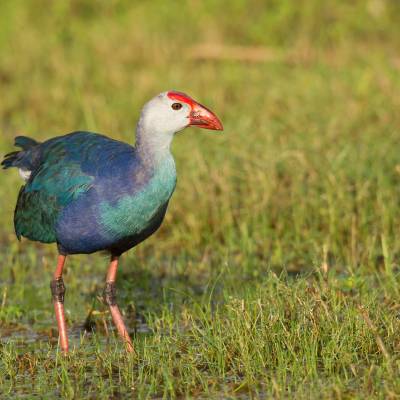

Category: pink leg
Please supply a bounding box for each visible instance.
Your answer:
[50,255,69,353]
[103,256,134,353]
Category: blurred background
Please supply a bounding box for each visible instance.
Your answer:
[1,0,400,322]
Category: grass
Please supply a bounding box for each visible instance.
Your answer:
[1,0,400,398]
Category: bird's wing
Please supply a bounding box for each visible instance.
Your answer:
[12,132,129,243]
[15,163,94,243]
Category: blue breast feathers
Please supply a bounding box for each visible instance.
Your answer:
[56,153,177,254]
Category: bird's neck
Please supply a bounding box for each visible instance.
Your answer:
[134,121,174,165]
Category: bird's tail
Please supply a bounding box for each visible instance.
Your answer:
[14,136,39,150]
[1,135,39,169]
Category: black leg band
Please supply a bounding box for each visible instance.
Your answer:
[50,277,66,303]
[103,281,117,306]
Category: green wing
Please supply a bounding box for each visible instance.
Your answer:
[13,133,96,243]
[15,188,62,243]
[15,165,93,243]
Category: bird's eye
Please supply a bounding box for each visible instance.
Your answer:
[171,103,182,110]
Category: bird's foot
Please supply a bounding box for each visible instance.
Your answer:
[102,280,134,353]
[50,276,69,352]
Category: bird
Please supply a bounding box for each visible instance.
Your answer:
[1,91,223,353]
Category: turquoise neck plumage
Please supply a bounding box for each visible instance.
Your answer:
[98,153,176,240]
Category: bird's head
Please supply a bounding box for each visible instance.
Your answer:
[137,91,223,144]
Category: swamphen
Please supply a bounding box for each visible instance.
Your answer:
[1,91,223,353]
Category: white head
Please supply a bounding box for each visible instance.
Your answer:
[136,91,223,155]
